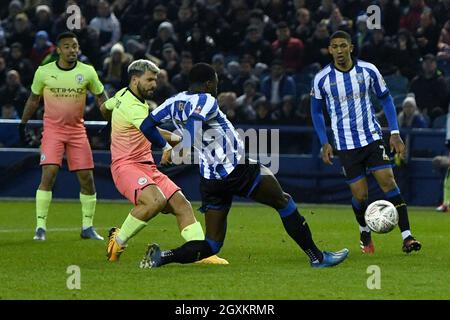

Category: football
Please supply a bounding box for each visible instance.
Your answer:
[365,200,399,233]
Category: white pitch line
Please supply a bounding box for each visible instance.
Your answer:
[0,227,110,234]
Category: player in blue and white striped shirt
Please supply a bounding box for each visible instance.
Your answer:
[151,87,244,180]
[311,31,421,254]
[140,63,349,269]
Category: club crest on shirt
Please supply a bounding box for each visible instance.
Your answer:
[75,74,84,84]
[137,177,148,185]
[356,73,364,84]
[193,105,202,114]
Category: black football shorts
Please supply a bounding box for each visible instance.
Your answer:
[199,160,261,213]
[335,139,392,184]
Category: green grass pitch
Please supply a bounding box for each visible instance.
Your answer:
[0,200,449,300]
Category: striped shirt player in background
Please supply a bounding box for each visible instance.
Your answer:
[139,63,349,269]
[101,60,227,265]
[19,32,107,241]
[310,31,421,254]
[435,114,450,212]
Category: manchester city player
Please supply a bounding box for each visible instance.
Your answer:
[20,32,106,241]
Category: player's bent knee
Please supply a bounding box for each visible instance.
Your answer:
[351,189,368,203]
[142,198,167,220]
[141,197,167,216]
[380,180,397,193]
[139,186,168,211]
[272,194,290,210]
[355,194,368,203]
[283,192,291,202]
[153,196,168,212]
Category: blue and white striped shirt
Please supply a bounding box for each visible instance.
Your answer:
[312,60,388,150]
[150,91,244,180]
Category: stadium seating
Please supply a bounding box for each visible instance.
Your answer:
[384,74,408,97]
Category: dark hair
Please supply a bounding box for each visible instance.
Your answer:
[330,30,352,43]
[56,31,77,45]
[189,63,216,85]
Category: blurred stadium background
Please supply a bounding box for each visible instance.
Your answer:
[0,0,450,205]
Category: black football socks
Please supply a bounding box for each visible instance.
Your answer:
[277,198,324,263]
[351,197,368,227]
[385,187,411,239]
[159,240,214,265]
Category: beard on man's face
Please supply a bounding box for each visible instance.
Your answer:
[137,82,154,99]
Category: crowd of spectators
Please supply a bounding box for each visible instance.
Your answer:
[0,0,450,151]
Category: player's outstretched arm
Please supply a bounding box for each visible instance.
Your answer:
[160,146,173,165]
[157,128,182,148]
[140,116,173,165]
